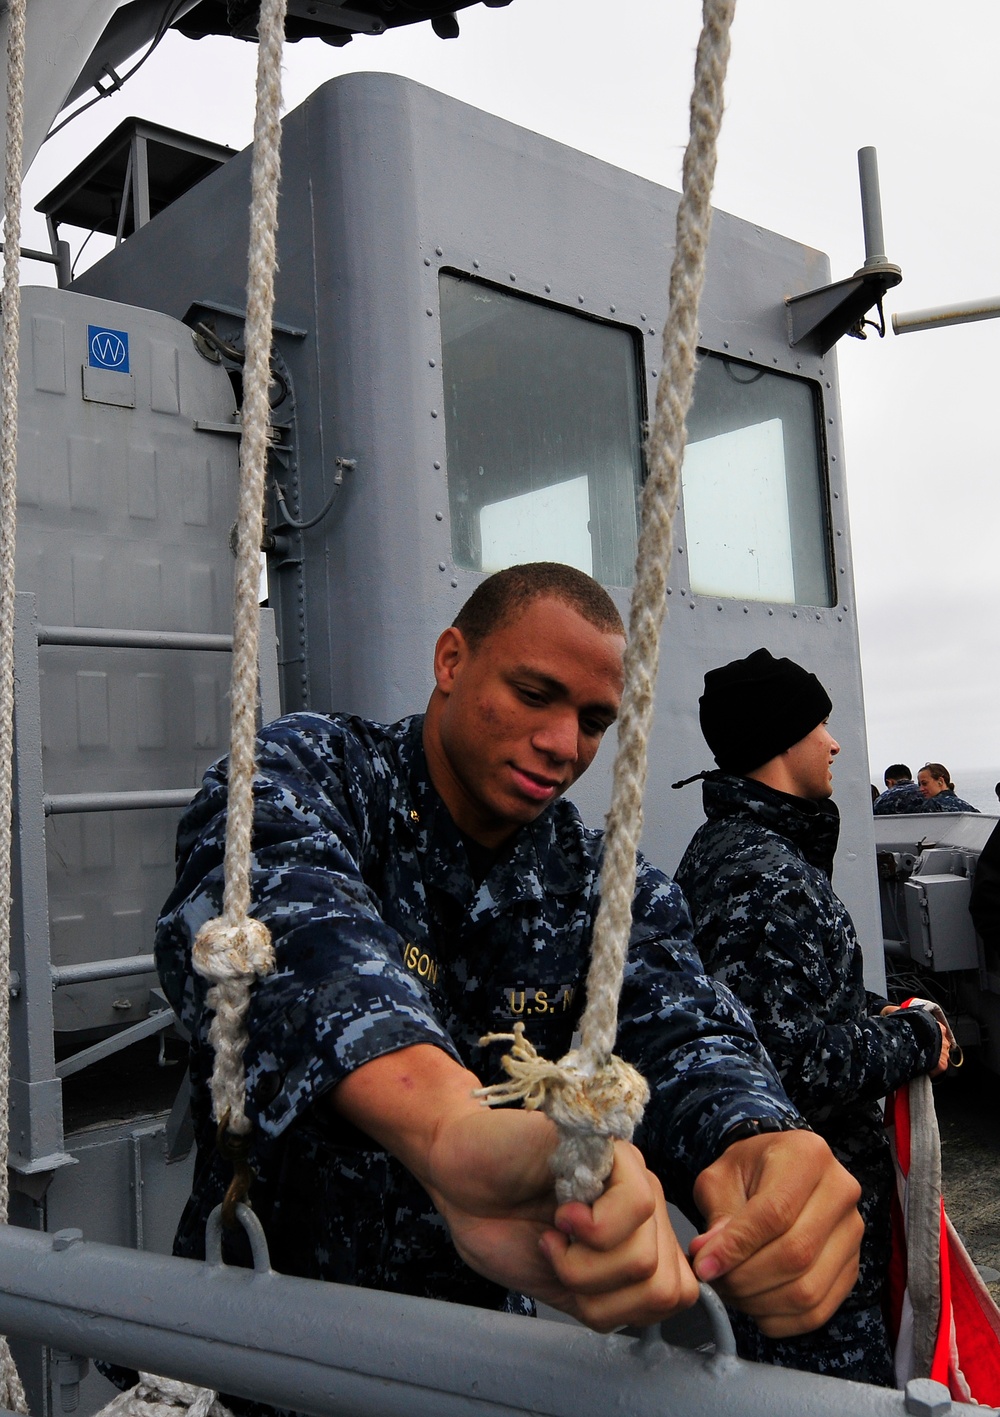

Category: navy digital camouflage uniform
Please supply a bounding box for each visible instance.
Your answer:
[873,782,926,815]
[156,713,805,1318]
[675,773,944,1386]
[924,789,979,814]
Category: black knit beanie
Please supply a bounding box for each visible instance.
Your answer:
[699,648,833,774]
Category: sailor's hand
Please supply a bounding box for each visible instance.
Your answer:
[539,1141,700,1332]
[931,1021,951,1078]
[689,1129,862,1337]
[882,1004,951,1076]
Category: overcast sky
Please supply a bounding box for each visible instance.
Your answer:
[18,0,1000,783]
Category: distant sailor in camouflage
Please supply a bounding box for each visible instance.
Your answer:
[676,649,949,1387]
[917,762,979,814]
[873,763,926,816]
[156,566,866,1413]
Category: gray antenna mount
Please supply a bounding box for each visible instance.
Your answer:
[785,146,902,354]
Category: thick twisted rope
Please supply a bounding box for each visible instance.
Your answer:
[191,0,287,1139]
[97,1372,234,1417]
[0,0,30,1405]
[479,0,736,1204]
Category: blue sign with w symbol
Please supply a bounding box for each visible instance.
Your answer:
[88,325,130,372]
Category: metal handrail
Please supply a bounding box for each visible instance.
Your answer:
[44,789,197,816]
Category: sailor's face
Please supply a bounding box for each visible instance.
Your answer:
[782,720,840,800]
[425,597,625,847]
[918,770,946,799]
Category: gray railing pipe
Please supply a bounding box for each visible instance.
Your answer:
[0,1223,980,1417]
[44,789,197,815]
[50,955,155,987]
[36,626,234,652]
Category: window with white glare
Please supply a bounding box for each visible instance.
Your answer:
[682,354,833,607]
[440,273,644,587]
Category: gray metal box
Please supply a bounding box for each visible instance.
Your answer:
[903,873,979,971]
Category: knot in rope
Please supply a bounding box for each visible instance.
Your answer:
[193,916,274,983]
[477,1025,649,1203]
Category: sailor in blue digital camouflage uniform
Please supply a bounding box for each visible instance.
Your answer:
[675,649,950,1386]
[917,762,980,814]
[872,764,926,816]
[156,565,865,1377]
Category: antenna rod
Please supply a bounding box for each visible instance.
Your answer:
[892,297,1000,335]
[858,147,888,268]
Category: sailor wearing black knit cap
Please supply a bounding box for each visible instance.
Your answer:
[675,648,949,1387]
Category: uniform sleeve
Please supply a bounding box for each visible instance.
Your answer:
[683,856,942,1120]
[970,822,1000,945]
[617,858,803,1208]
[155,715,460,1140]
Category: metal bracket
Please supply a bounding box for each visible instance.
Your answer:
[786,145,902,355]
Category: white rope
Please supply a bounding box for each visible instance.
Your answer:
[191,0,287,1136]
[0,0,30,1404]
[96,1372,235,1417]
[479,0,737,1205]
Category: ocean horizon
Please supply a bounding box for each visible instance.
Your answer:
[938,765,999,815]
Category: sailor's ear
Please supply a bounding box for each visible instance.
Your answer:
[432,626,468,696]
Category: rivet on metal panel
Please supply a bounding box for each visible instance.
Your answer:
[435,247,443,257]
[836,529,843,537]
[825,380,831,388]
[827,417,834,425]
[833,491,840,499]
[791,611,798,619]
[433,461,441,470]
[648,328,655,336]
[578,295,584,304]
[425,309,433,317]
[839,567,845,574]
[431,409,438,418]
[450,579,458,589]
[748,348,754,357]
[651,370,658,378]
[473,259,480,269]
[640,313,647,322]
[676,546,684,555]
[773,356,778,363]
[796,360,801,368]
[680,588,687,596]
[509,273,516,282]
[716,605,722,612]
[435,512,444,522]
[818,368,825,375]
[904,1378,952,1417]
[689,601,696,609]
[438,563,446,572]
[8,969,19,997]
[52,1229,83,1250]
[429,359,436,368]
[544,284,552,293]
[723,340,730,348]
[666,587,672,595]
[423,258,431,267]
[838,615,843,622]
[831,454,837,461]
[743,607,749,614]
[815,613,822,621]
[610,304,616,313]
[768,609,774,616]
